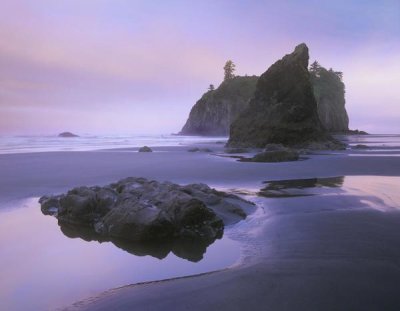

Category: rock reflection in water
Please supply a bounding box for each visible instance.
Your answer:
[259,176,345,198]
[59,221,218,262]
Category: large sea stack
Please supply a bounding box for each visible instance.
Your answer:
[179,76,258,136]
[227,43,332,148]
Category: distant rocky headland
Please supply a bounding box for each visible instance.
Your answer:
[180,43,362,143]
[58,132,79,138]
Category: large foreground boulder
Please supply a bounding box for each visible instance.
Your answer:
[39,178,253,260]
[227,44,334,148]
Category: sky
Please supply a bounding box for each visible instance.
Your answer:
[0,0,399,135]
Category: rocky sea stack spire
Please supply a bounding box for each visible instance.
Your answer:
[227,43,333,148]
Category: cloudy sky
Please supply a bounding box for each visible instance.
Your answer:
[0,0,399,135]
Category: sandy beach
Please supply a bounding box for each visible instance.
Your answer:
[2,2,399,310]
[0,134,400,310]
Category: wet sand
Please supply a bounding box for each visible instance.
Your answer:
[1,140,400,205]
[1,135,400,310]
[69,177,400,311]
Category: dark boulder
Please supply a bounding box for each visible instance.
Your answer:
[39,178,253,245]
[138,146,153,152]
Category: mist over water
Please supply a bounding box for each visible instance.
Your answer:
[0,135,227,154]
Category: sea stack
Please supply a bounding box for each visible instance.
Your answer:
[179,76,258,136]
[227,43,332,148]
[310,61,349,132]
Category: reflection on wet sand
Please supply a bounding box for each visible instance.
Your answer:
[59,221,218,262]
[0,199,240,311]
[259,176,345,198]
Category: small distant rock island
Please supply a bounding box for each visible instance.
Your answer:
[58,131,79,138]
[180,43,364,142]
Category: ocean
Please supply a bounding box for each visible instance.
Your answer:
[0,134,227,154]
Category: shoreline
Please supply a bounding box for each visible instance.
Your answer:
[2,138,400,205]
[1,134,400,310]
[70,176,400,311]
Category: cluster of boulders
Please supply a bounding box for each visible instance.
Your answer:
[39,178,253,249]
[231,140,346,163]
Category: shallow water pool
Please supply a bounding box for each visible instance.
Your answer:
[0,199,240,311]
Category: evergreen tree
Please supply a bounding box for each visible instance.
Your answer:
[208,84,215,91]
[310,60,321,72]
[334,71,343,80]
[223,60,236,81]
[309,60,322,78]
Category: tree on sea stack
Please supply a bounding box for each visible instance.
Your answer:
[223,60,236,81]
[309,60,323,78]
[208,84,215,91]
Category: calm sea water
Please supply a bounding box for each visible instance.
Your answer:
[0,135,227,154]
[1,133,399,155]
[340,134,400,149]
[0,198,242,311]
